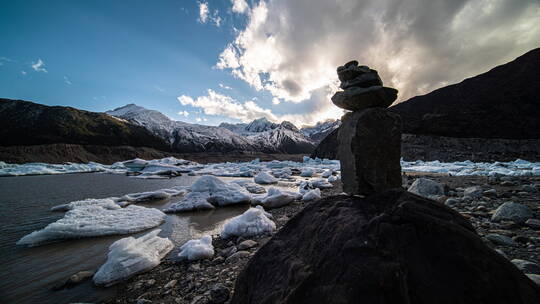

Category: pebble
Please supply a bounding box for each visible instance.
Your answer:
[526,274,540,286]
[164,279,178,289]
[238,239,258,250]
[491,202,533,224]
[483,189,497,197]
[208,283,230,304]
[463,186,483,198]
[525,219,540,229]
[226,251,251,263]
[220,246,238,258]
[486,234,516,247]
[445,198,460,207]
[511,259,540,275]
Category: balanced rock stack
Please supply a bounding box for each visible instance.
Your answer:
[333,61,402,195]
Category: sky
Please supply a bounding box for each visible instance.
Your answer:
[1,0,539,127]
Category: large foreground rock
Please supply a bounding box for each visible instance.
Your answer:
[231,189,540,304]
[338,108,402,195]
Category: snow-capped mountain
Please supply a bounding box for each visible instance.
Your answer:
[219,117,315,153]
[300,119,341,142]
[107,104,316,154]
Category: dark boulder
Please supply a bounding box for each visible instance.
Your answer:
[231,189,540,304]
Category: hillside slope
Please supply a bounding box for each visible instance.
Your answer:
[390,48,540,139]
[0,99,169,151]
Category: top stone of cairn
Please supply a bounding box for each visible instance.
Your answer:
[332,60,398,111]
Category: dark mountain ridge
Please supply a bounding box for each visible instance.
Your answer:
[0,99,169,151]
[390,48,540,139]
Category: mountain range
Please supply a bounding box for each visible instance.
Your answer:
[106,104,321,154]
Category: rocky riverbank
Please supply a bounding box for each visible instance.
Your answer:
[105,173,540,304]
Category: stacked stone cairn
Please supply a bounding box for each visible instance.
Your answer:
[332,60,402,195]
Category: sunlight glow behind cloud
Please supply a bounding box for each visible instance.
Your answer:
[210,0,540,124]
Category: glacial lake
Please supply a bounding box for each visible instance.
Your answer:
[0,173,255,304]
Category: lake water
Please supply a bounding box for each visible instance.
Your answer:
[0,173,252,304]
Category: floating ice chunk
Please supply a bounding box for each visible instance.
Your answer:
[254,171,278,184]
[272,168,292,178]
[93,229,173,286]
[328,175,340,182]
[152,157,193,166]
[51,198,120,212]
[0,162,109,177]
[165,176,250,212]
[302,188,321,201]
[321,169,333,178]
[17,205,166,246]
[232,180,266,194]
[252,187,299,209]
[220,207,276,238]
[138,164,184,176]
[119,187,187,203]
[178,235,214,261]
[311,178,333,189]
[122,158,148,170]
[300,168,314,177]
[164,192,215,213]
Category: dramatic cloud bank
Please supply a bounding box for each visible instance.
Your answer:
[187,0,540,125]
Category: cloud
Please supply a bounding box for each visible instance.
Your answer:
[219,83,232,90]
[31,59,47,73]
[272,97,280,105]
[178,110,189,117]
[21,71,27,75]
[198,1,222,26]
[179,89,278,122]
[63,76,72,85]
[154,85,165,92]
[231,0,249,14]
[177,88,343,126]
[0,56,13,66]
[216,0,540,117]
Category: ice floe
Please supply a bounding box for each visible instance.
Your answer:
[254,171,278,184]
[17,204,166,246]
[50,187,188,210]
[220,206,276,238]
[93,229,173,286]
[0,161,111,177]
[232,180,266,194]
[2,156,539,179]
[178,235,214,261]
[302,188,321,201]
[165,175,251,213]
[252,187,300,209]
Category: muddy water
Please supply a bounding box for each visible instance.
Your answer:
[0,173,252,304]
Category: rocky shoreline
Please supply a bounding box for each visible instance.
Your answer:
[0,143,305,165]
[104,173,540,304]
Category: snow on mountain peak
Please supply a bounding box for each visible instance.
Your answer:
[106,106,317,153]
